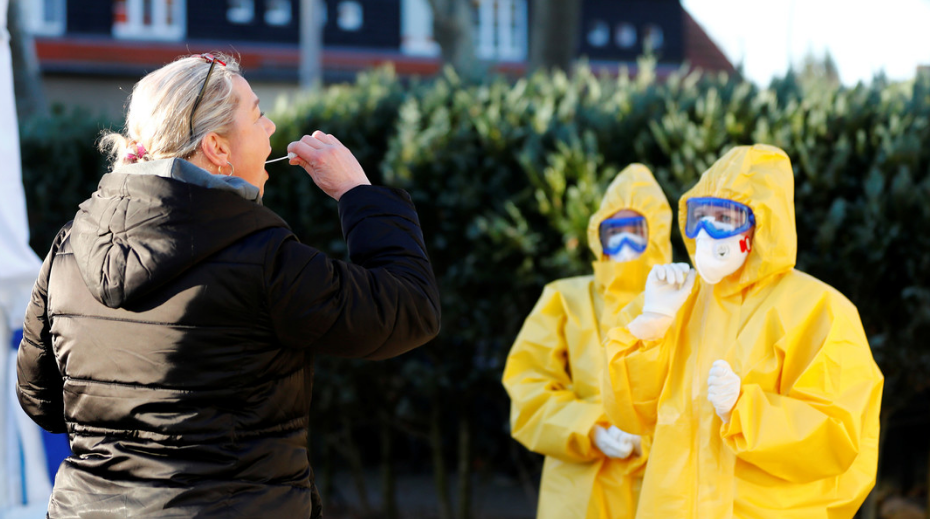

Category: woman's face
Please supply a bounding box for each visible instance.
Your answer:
[225,75,276,195]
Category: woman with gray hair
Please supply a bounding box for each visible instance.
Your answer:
[16,52,441,518]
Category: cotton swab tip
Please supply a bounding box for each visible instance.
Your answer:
[265,152,298,164]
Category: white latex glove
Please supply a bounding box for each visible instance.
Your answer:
[627,312,674,341]
[641,263,697,318]
[626,263,696,341]
[612,427,643,458]
[592,425,640,459]
[707,360,741,423]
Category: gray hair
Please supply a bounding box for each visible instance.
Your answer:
[99,52,241,168]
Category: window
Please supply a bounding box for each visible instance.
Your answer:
[474,0,528,61]
[615,22,636,49]
[337,1,363,31]
[643,24,664,51]
[24,0,66,36]
[586,20,609,48]
[400,0,440,56]
[113,0,185,40]
[227,0,254,24]
[265,0,292,26]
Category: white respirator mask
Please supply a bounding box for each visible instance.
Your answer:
[606,232,646,263]
[693,228,751,285]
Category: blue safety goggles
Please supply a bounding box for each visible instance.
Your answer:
[599,216,648,255]
[684,197,755,239]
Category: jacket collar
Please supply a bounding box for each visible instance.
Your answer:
[114,158,262,203]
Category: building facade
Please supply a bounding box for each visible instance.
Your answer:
[24,0,733,114]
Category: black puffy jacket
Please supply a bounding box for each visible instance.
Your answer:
[16,159,440,518]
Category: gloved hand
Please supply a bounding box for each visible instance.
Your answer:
[592,425,642,459]
[707,360,741,423]
[641,263,697,318]
[627,263,696,341]
[613,427,643,458]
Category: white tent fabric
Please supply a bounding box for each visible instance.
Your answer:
[0,0,55,516]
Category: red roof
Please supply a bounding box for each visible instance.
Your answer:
[682,9,735,74]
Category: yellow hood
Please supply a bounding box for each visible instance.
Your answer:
[587,164,672,265]
[678,144,797,295]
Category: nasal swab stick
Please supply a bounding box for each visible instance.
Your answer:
[265,152,297,164]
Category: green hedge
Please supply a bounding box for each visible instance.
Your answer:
[20,60,930,511]
[20,105,113,256]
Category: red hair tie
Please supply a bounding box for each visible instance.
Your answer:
[126,143,147,163]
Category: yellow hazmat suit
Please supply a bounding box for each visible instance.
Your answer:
[503,165,672,519]
[602,145,883,518]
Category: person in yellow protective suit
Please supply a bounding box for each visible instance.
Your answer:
[602,144,883,519]
[503,164,672,519]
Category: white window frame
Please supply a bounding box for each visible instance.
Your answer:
[265,0,293,26]
[474,0,527,62]
[615,22,637,49]
[586,20,609,48]
[24,0,67,36]
[113,0,186,41]
[227,0,255,24]
[336,1,364,32]
[643,24,665,51]
[400,0,440,56]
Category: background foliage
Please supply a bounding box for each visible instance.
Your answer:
[20,59,930,518]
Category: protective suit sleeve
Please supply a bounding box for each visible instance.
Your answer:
[625,433,653,476]
[602,293,671,436]
[16,225,68,434]
[720,299,883,484]
[502,285,607,463]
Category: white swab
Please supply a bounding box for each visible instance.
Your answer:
[265,152,297,164]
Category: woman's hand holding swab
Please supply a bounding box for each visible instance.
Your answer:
[287,131,370,201]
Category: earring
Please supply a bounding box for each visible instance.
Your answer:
[226,161,235,177]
